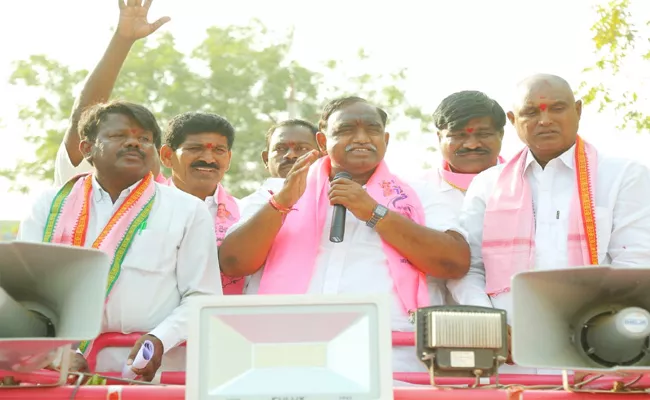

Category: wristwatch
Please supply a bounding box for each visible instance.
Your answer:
[366,204,389,229]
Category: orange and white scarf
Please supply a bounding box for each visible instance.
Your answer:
[481,136,599,296]
[43,173,156,354]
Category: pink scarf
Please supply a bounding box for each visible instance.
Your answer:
[162,177,243,295]
[258,156,429,316]
[154,173,167,184]
[440,155,506,192]
[482,137,599,296]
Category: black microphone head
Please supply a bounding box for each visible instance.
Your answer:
[334,171,352,180]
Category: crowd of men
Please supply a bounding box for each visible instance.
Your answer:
[16,0,650,384]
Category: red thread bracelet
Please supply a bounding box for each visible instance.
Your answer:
[268,191,296,214]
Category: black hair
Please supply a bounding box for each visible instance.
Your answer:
[164,112,235,150]
[433,91,506,132]
[318,96,388,131]
[78,100,162,149]
[265,119,317,150]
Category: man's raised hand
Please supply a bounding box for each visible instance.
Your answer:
[274,150,320,209]
[117,0,170,42]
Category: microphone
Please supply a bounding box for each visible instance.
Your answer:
[329,171,352,243]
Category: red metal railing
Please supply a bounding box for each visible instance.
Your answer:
[2,331,580,386]
[0,385,645,400]
[85,333,187,371]
[83,331,423,384]
[4,331,650,396]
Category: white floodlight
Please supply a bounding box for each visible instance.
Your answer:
[186,294,393,400]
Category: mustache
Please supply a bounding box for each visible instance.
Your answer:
[117,148,145,158]
[280,159,296,168]
[455,148,489,156]
[191,160,219,169]
[345,144,377,152]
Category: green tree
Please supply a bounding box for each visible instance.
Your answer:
[321,48,435,140]
[5,21,428,196]
[578,0,650,132]
[3,55,88,192]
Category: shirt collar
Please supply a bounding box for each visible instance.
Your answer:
[435,169,456,192]
[524,143,576,172]
[205,185,220,205]
[169,176,220,204]
[91,175,145,202]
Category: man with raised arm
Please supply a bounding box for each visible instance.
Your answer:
[448,74,650,373]
[219,96,471,373]
[55,0,170,185]
[19,101,221,381]
[54,1,243,295]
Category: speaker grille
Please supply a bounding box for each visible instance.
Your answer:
[428,311,503,349]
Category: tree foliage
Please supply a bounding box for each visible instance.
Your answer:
[4,21,429,196]
[578,0,650,132]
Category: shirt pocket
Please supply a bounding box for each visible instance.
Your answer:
[595,206,613,262]
[121,229,176,274]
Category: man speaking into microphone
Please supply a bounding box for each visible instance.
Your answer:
[219,96,470,374]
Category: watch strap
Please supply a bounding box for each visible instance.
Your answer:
[366,204,388,229]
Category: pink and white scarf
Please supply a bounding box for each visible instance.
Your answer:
[154,173,167,184]
[258,156,430,316]
[481,137,599,296]
[439,155,506,192]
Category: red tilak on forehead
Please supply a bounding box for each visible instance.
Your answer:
[204,143,215,150]
[539,103,548,111]
[466,128,475,133]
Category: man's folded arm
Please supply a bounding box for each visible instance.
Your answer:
[374,180,471,279]
[446,176,493,307]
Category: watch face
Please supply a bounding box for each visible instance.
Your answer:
[375,205,389,217]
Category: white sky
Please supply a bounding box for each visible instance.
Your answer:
[0,0,649,220]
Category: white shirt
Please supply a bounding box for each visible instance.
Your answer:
[203,185,241,221]
[228,175,467,373]
[428,168,466,216]
[54,142,93,186]
[427,169,467,306]
[18,177,223,372]
[448,144,650,374]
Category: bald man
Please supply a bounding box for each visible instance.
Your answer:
[447,73,650,373]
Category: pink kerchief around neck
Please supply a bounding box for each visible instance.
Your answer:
[481,138,598,296]
[258,155,430,316]
[440,155,506,191]
[161,176,243,294]
[154,173,167,183]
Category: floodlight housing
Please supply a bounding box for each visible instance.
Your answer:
[186,294,394,400]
